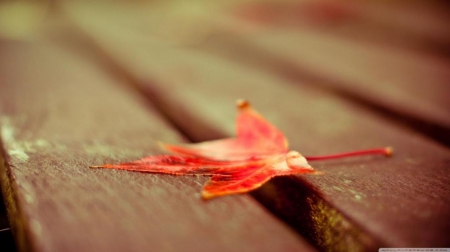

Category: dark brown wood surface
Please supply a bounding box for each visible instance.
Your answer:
[0,41,315,252]
[230,1,450,54]
[62,2,450,250]
[1,1,450,251]
[62,1,450,147]
[201,28,450,145]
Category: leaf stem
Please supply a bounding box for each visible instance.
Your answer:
[305,147,392,161]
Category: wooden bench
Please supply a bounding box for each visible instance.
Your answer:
[0,1,449,251]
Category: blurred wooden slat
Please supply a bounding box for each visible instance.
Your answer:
[200,2,450,145]
[0,40,315,252]
[199,28,450,146]
[62,5,450,250]
[232,0,450,54]
[60,0,450,147]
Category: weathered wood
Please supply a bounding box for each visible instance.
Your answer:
[0,40,316,252]
[64,9,450,250]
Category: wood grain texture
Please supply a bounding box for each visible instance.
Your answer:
[0,40,316,252]
[64,12,450,250]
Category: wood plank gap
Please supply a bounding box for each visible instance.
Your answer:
[59,3,450,249]
[196,35,450,148]
[0,147,30,252]
[52,34,200,145]
[55,29,387,252]
[231,1,450,59]
[68,38,450,247]
[251,176,379,252]
[0,40,315,252]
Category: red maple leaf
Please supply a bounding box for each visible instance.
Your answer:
[91,100,392,199]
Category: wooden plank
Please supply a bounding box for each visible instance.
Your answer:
[231,0,450,54]
[200,27,450,146]
[63,8,450,250]
[61,0,450,147]
[0,40,316,252]
[218,0,450,141]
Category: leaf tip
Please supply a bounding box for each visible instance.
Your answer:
[236,99,250,110]
[89,165,103,169]
[310,170,325,175]
[201,191,215,200]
